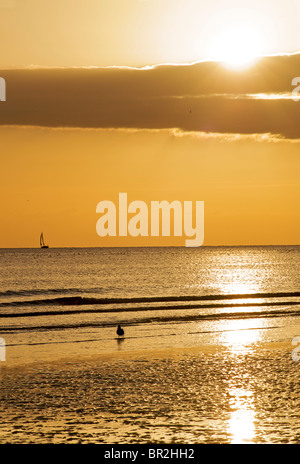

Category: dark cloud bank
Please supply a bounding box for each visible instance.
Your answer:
[0,53,300,138]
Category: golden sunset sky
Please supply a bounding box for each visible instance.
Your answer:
[0,0,299,247]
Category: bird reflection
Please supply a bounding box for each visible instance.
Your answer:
[117,337,125,349]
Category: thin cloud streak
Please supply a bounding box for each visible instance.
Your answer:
[1,51,299,71]
[155,93,296,100]
[0,124,296,144]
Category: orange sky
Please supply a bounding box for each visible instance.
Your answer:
[0,0,299,247]
[0,0,300,68]
[1,124,299,247]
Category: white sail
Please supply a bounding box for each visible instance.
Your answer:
[40,233,48,248]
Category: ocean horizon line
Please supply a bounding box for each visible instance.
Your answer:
[0,244,299,250]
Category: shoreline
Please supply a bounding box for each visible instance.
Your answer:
[1,337,295,369]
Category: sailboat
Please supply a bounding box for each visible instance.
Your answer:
[40,232,49,249]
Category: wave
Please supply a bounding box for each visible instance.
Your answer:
[1,291,300,308]
[1,307,300,334]
[0,287,105,298]
[0,299,300,319]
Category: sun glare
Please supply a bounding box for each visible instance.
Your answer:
[210,24,264,69]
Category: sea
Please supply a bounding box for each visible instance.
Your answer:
[0,245,299,365]
[1,245,300,444]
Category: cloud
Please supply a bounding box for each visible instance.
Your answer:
[0,53,300,138]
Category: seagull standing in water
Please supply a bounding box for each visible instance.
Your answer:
[116,324,124,337]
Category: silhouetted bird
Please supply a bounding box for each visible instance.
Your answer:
[116,324,124,337]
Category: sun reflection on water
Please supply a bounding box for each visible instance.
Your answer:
[218,319,264,354]
[221,317,262,443]
[222,280,261,297]
[219,295,262,443]
[193,251,280,443]
[229,388,256,443]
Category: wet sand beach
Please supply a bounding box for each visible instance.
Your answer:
[1,338,300,444]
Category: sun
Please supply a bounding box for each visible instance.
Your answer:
[209,24,265,70]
